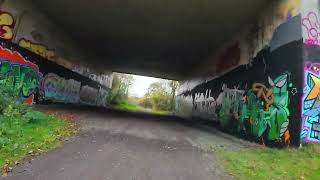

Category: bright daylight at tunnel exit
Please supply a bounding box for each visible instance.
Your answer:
[0,0,320,179]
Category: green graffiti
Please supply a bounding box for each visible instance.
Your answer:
[218,73,291,143]
[0,60,40,98]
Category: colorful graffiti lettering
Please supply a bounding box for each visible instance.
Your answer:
[39,73,81,104]
[302,63,320,144]
[0,12,14,40]
[302,12,320,46]
[80,85,98,105]
[218,73,291,144]
[0,47,40,104]
[19,38,56,60]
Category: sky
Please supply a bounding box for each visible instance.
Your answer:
[129,75,161,97]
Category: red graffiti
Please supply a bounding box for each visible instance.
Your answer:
[217,43,240,73]
[0,47,39,71]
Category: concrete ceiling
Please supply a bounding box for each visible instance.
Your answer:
[32,0,269,80]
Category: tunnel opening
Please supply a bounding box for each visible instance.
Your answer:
[110,72,179,116]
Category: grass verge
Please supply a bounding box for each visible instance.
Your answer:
[0,108,78,176]
[150,109,171,115]
[212,144,320,180]
[113,101,140,112]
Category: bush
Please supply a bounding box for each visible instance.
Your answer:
[0,86,28,115]
[138,97,153,109]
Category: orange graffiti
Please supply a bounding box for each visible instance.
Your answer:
[18,38,56,60]
[282,129,290,145]
[252,83,274,111]
[306,74,320,101]
[249,116,253,125]
[0,12,14,40]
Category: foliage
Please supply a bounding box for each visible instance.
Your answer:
[0,85,28,114]
[213,145,320,180]
[113,101,140,112]
[110,73,134,105]
[0,86,78,174]
[141,80,178,111]
[138,97,153,109]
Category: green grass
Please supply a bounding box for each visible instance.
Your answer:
[213,144,320,180]
[150,109,171,115]
[113,101,172,115]
[114,101,140,112]
[0,107,78,173]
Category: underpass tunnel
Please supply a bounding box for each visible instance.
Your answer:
[0,0,318,146]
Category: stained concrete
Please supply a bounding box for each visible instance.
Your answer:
[32,0,269,79]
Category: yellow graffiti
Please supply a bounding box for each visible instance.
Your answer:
[306,74,320,101]
[0,12,14,40]
[277,0,300,19]
[252,83,274,111]
[19,38,56,60]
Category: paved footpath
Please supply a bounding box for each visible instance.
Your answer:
[3,106,256,180]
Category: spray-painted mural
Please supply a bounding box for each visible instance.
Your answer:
[176,38,303,146]
[0,11,15,40]
[218,73,291,144]
[96,87,110,107]
[301,62,320,144]
[0,47,41,104]
[0,39,111,107]
[39,73,81,104]
[302,12,320,46]
[18,38,56,60]
[80,85,99,105]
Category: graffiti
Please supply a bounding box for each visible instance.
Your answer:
[302,63,320,144]
[192,89,219,120]
[0,47,40,104]
[96,87,110,107]
[80,85,98,105]
[18,38,56,60]
[216,43,240,73]
[39,73,81,104]
[218,84,245,129]
[0,12,14,40]
[302,12,320,46]
[218,73,291,144]
[252,82,274,111]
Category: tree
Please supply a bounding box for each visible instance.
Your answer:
[142,80,179,111]
[169,81,179,110]
[110,73,134,104]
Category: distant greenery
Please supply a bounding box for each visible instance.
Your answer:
[110,73,179,114]
[139,80,179,112]
[212,145,320,180]
[109,73,134,105]
[113,101,140,112]
[0,86,78,176]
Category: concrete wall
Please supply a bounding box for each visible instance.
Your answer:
[176,0,304,146]
[0,0,112,88]
[0,0,111,106]
[300,0,320,144]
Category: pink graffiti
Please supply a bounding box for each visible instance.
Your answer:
[302,12,320,45]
